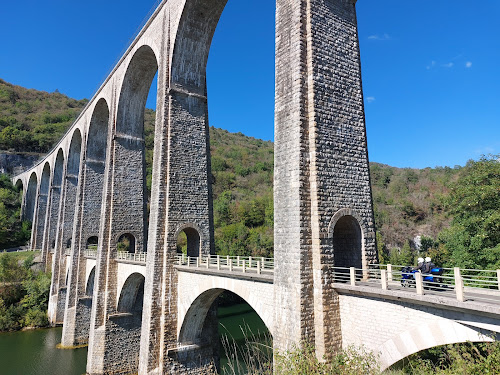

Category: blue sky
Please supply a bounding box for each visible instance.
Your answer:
[1,0,499,168]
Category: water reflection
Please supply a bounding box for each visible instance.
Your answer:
[0,302,269,375]
[0,327,87,375]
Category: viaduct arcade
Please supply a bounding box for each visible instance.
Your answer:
[12,0,500,374]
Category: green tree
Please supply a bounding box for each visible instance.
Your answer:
[438,155,500,269]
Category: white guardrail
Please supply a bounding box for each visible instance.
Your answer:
[334,264,500,304]
[116,251,147,263]
[175,254,274,275]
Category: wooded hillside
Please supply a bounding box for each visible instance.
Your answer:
[1,79,498,270]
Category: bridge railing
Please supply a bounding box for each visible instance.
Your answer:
[174,254,274,275]
[116,251,147,264]
[84,249,97,259]
[338,264,500,304]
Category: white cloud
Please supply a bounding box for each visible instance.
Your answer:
[466,61,473,68]
[442,62,454,68]
[426,61,437,70]
[368,33,391,41]
[366,96,376,103]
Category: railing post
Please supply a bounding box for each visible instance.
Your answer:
[229,258,233,272]
[187,256,190,267]
[381,270,388,290]
[387,264,393,282]
[249,256,253,269]
[237,256,240,268]
[454,267,465,302]
[415,272,424,295]
[257,261,261,275]
[226,255,230,269]
[217,255,220,270]
[206,255,210,269]
[350,267,356,286]
[497,269,500,291]
[242,260,246,273]
[196,257,200,268]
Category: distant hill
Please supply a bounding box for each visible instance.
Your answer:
[0,78,461,256]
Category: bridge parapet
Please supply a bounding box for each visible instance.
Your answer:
[83,249,97,259]
[335,264,500,307]
[175,254,274,276]
[116,251,147,264]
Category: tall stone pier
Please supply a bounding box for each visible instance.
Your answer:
[274,0,376,360]
[13,0,377,373]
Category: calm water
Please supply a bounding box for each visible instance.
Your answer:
[0,303,269,375]
[0,327,88,375]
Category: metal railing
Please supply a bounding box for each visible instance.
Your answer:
[175,255,274,275]
[84,249,97,259]
[337,264,500,304]
[116,251,147,264]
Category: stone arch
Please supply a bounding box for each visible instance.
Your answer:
[328,208,366,269]
[171,0,227,94]
[86,266,96,297]
[14,178,23,191]
[378,320,494,371]
[86,236,98,249]
[87,98,110,161]
[32,162,51,249]
[116,45,158,138]
[25,172,38,223]
[53,149,65,186]
[40,163,51,192]
[67,129,82,176]
[175,223,203,257]
[117,233,136,253]
[116,272,145,315]
[62,129,82,248]
[179,285,274,345]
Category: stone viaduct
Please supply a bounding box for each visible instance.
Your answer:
[12,0,500,374]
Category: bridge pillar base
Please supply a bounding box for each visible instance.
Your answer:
[61,297,93,347]
[87,315,142,375]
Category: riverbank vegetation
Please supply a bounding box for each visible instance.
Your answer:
[0,251,50,331]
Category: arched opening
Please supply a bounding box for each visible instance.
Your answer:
[86,267,96,297]
[14,179,23,192]
[176,227,200,257]
[114,45,158,254]
[179,289,272,373]
[61,129,82,253]
[25,172,37,223]
[33,162,51,249]
[117,273,145,319]
[332,215,362,269]
[86,236,98,250]
[47,149,65,251]
[117,233,136,254]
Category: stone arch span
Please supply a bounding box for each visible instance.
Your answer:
[25,172,37,223]
[86,266,96,297]
[177,274,274,344]
[378,320,494,370]
[117,272,145,314]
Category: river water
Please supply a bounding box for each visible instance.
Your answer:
[0,303,269,375]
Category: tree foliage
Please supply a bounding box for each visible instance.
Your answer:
[438,155,500,269]
[0,174,31,249]
[0,252,50,331]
